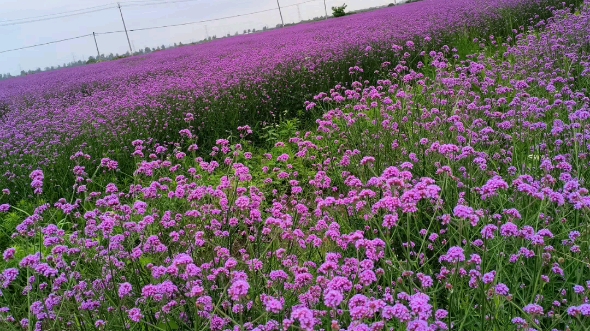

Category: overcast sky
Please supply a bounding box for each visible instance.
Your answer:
[0,0,401,75]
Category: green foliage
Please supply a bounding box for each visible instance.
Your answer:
[332,3,348,17]
[260,111,301,146]
[0,200,39,251]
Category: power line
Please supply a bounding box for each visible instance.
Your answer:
[119,0,207,7]
[0,0,320,28]
[123,0,321,32]
[0,0,322,55]
[0,7,117,27]
[283,0,319,8]
[0,34,93,54]
[0,4,114,23]
[95,30,127,35]
[127,7,279,32]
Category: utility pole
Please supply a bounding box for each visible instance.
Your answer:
[296,4,302,22]
[276,0,284,27]
[92,32,100,59]
[118,3,133,53]
[323,0,329,19]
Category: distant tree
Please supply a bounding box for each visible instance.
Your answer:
[161,44,166,50]
[243,29,247,34]
[87,56,97,64]
[248,29,251,33]
[252,28,256,33]
[144,47,151,53]
[234,31,238,36]
[332,3,347,17]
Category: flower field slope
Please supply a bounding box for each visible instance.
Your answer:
[0,0,575,200]
[0,0,590,330]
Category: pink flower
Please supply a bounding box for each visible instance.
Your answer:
[439,246,465,264]
[323,290,343,308]
[228,280,250,301]
[128,308,143,322]
[262,295,284,313]
[291,307,316,331]
[482,271,496,284]
[3,248,15,261]
[277,154,290,162]
[523,304,544,315]
[118,283,132,298]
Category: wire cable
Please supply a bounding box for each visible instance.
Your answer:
[0,4,115,23]
[95,30,127,35]
[0,34,93,54]
[283,0,320,8]
[0,7,117,27]
[120,0,205,7]
[0,0,323,54]
[127,7,279,32]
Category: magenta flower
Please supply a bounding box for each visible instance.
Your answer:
[127,308,143,323]
[228,280,250,301]
[291,307,316,331]
[439,246,465,264]
[323,290,344,308]
[496,283,510,296]
[523,304,544,315]
[118,282,133,299]
[2,248,15,261]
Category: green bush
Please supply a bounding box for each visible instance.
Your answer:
[332,3,347,17]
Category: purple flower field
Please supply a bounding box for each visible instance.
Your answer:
[1,0,590,330]
[0,0,548,191]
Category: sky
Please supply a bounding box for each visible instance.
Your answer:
[0,0,401,75]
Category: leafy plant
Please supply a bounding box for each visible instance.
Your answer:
[332,3,348,17]
[260,112,300,146]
